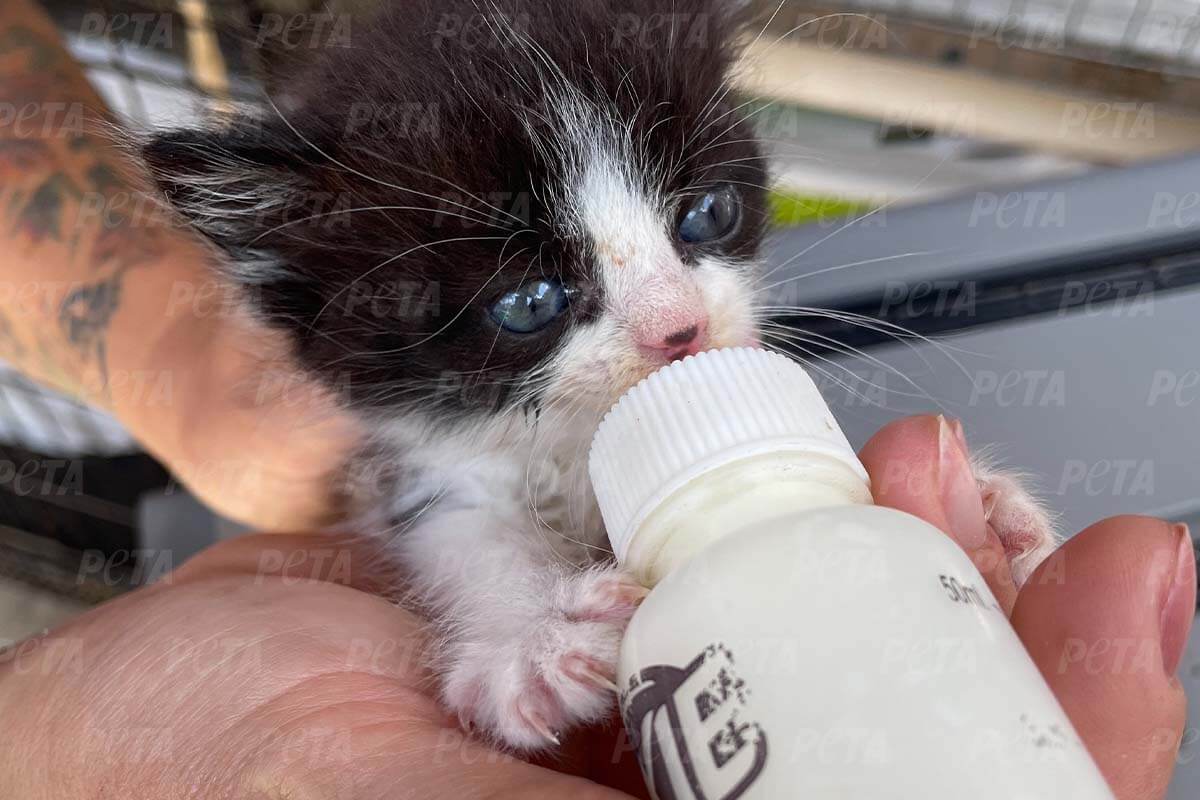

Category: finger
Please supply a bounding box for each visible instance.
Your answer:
[254,696,638,800]
[169,532,402,596]
[132,309,361,531]
[858,414,1018,612]
[1013,516,1195,800]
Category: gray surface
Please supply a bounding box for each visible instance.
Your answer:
[764,155,1200,311]
[822,286,1200,533]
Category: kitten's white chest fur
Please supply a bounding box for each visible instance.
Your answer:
[378,407,611,565]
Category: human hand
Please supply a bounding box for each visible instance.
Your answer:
[0,531,645,800]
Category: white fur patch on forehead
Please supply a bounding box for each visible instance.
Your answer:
[574,154,662,247]
[571,150,679,300]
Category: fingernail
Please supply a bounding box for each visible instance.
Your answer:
[1161,523,1196,677]
[949,417,969,453]
[937,416,988,550]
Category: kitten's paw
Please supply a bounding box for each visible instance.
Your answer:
[441,568,645,750]
[971,459,1058,587]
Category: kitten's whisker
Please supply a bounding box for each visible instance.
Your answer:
[755,149,956,286]
[682,0,790,153]
[760,339,880,409]
[757,305,977,355]
[757,307,975,381]
[519,398,609,562]
[756,12,901,62]
[759,326,939,404]
[689,94,767,148]
[247,204,507,244]
[753,251,937,296]
[681,98,783,170]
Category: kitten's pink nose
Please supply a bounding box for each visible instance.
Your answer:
[638,318,709,363]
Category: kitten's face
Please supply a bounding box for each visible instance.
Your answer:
[146,0,767,422]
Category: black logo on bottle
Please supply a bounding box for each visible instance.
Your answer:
[621,643,768,800]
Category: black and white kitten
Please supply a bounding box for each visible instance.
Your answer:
[143,0,1056,749]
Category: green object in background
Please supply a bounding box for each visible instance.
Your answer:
[768,189,873,228]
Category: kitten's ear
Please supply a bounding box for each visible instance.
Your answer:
[142,125,308,282]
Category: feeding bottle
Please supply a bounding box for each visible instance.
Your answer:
[588,347,1113,800]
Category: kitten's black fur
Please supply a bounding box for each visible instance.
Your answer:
[143,0,768,419]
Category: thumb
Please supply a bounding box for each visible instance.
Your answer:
[858,414,1018,612]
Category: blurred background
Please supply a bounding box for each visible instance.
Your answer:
[1,0,1198,794]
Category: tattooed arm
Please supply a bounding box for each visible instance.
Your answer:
[0,0,358,529]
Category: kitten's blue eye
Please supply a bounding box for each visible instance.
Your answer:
[678,185,741,244]
[490,278,571,333]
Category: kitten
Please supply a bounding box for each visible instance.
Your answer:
[142,0,1055,749]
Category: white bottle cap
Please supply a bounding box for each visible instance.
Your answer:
[589,347,869,563]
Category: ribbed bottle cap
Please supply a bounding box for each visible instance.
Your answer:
[588,347,868,563]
